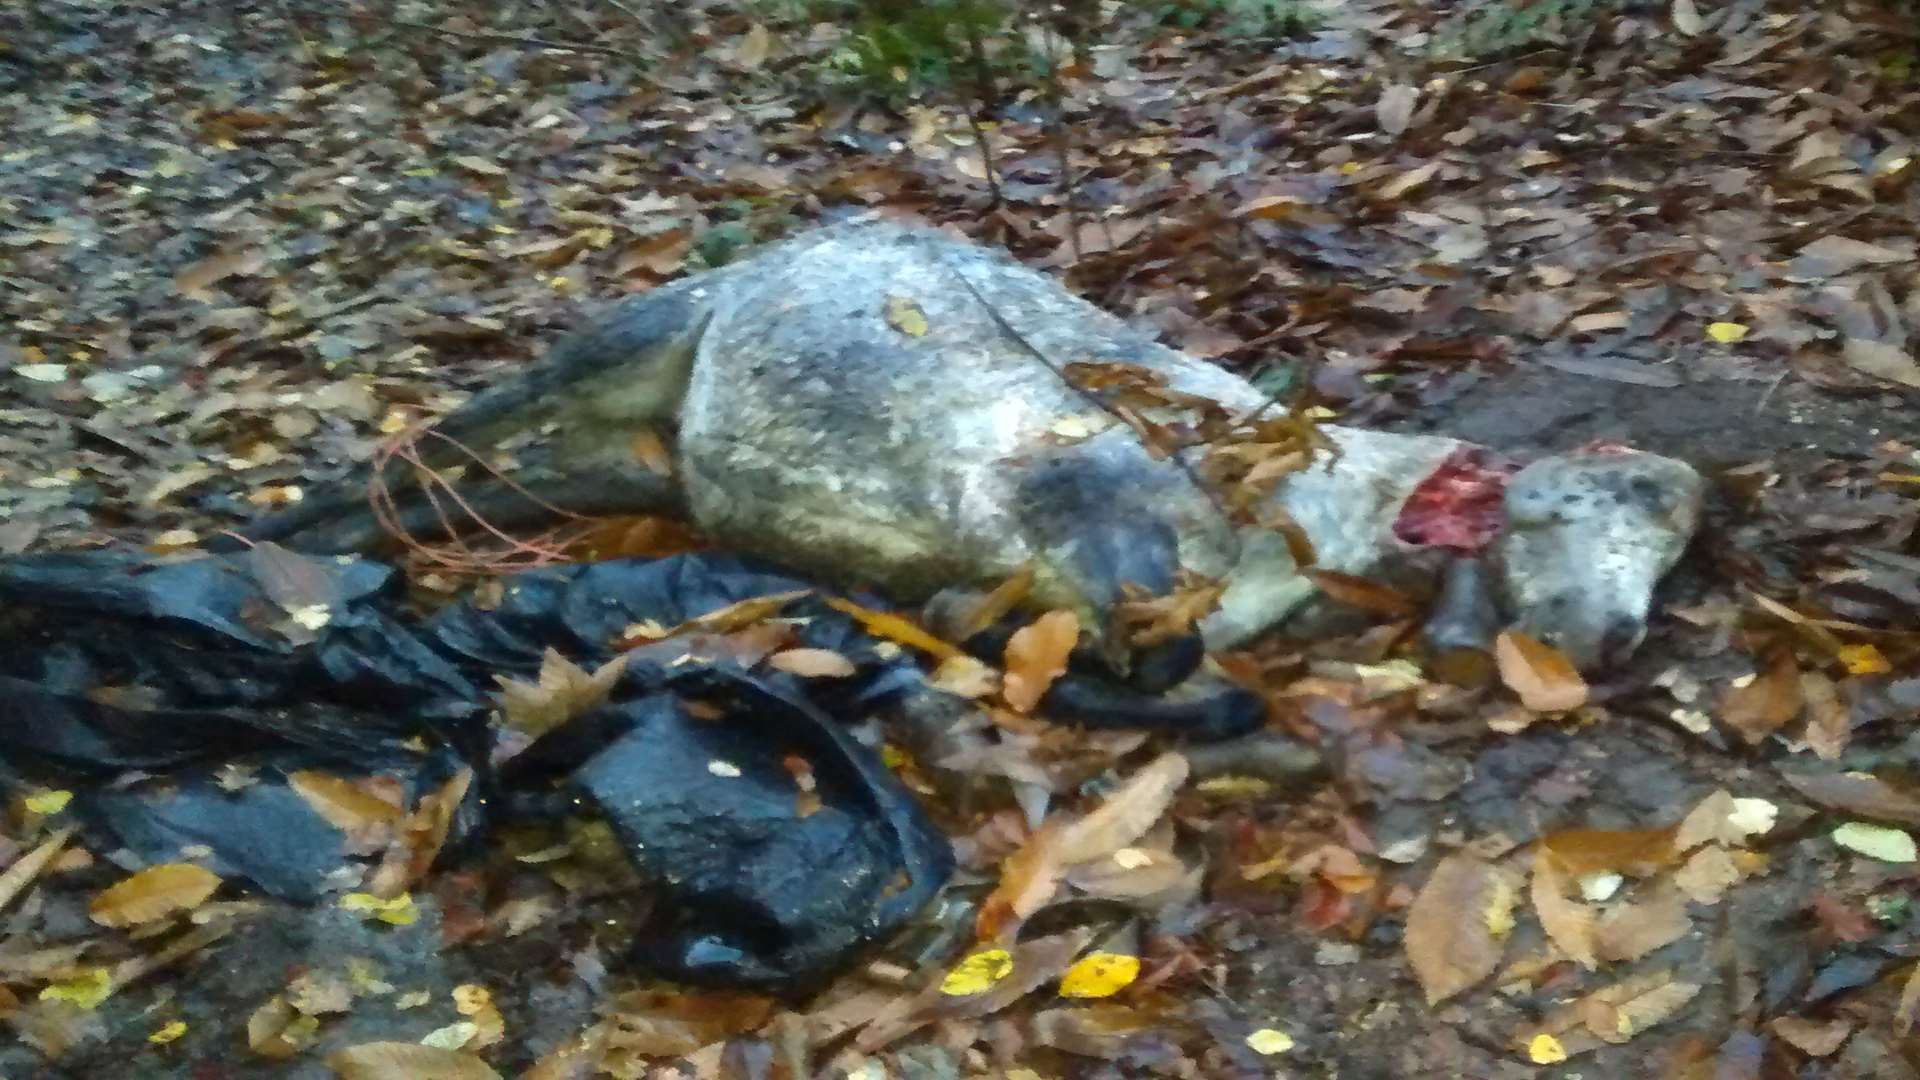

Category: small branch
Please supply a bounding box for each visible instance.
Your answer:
[282,2,631,57]
[1035,18,1082,264]
[961,18,1003,208]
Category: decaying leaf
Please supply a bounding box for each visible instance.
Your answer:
[288,771,404,837]
[1001,610,1079,714]
[1494,632,1588,712]
[1531,852,1598,969]
[1594,888,1691,962]
[766,648,857,678]
[326,1041,502,1079]
[1769,1015,1852,1057]
[978,753,1189,940]
[90,864,221,928]
[1405,853,1517,1004]
[884,294,929,338]
[494,649,630,738]
[1720,646,1803,744]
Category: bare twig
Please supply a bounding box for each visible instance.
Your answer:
[1034,19,1082,264]
[282,2,630,57]
[961,18,1003,208]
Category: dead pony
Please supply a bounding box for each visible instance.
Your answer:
[246,218,1703,689]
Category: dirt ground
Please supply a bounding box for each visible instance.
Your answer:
[5,0,1920,1077]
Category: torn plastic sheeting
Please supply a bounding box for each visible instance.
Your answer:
[504,669,952,990]
[0,548,954,990]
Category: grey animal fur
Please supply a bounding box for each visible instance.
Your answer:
[247,217,1702,670]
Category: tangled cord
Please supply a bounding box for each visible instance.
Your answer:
[366,423,600,575]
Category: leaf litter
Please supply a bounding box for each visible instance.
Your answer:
[4,0,1920,1075]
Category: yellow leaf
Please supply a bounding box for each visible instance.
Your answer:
[821,595,962,661]
[940,948,1014,996]
[90,863,222,927]
[40,967,113,1010]
[884,294,929,338]
[1528,1033,1568,1064]
[326,1041,502,1079]
[149,1020,189,1044]
[1058,952,1140,998]
[340,891,419,925]
[1839,644,1891,675]
[1245,1028,1295,1055]
[24,789,72,814]
[1706,321,1749,343]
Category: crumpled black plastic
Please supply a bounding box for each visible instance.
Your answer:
[0,546,1249,989]
[0,548,947,989]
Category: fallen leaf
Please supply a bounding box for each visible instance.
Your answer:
[1595,889,1691,962]
[884,294,929,338]
[767,648,857,678]
[288,771,403,835]
[1532,852,1598,969]
[1837,644,1891,675]
[1059,952,1139,998]
[1673,790,1775,852]
[451,154,506,177]
[1002,610,1079,713]
[1246,1028,1295,1055]
[1769,1015,1852,1057]
[1495,632,1589,712]
[1673,845,1742,904]
[1833,822,1918,862]
[820,596,962,661]
[326,1041,502,1079]
[1054,753,1190,864]
[1302,569,1418,617]
[39,968,113,1010]
[1781,771,1920,826]
[1721,646,1803,744]
[1376,83,1418,135]
[1529,1033,1569,1064]
[1706,321,1749,343]
[90,864,221,928]
[1671,0,1703,35]
[494,650,629,738]
[1405,853,1515,1004]
[1801,671,1851,761]
[733,23,772,70]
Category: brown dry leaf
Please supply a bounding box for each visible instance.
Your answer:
[1672,845,1741,905]
[288,771,404,835]
[1404,853,1517,1004]
[1573,970,1701,1044]
[1898,962,1920,1033]
[1595,889,1691,962]
[1495,632,1589,712]
[597,989,773,1057]
[1720,646,1803,744]
[958,564,1036,640]
[820,595,963,661]
[0,827,76,915]
[628,428,673,477]
[1779,771,1920,827]
[1054,753,1190,865]
[175,247,265,298]
[978,754,1189,940]
[247,994,318,1060]
[90,864,221,928]
[1531,852,1598,969]
[977,824,1066,942]
[326,1041,502,1079]
[1768,1015,1852,1057]
[1301,569,1418,617]
[733,23,772,70]
[1801,671,1851,761]
[1541,826,1678,877]
[767,648,857,678]
[366,768,473,899]
[494,649,629,738]
[1063,847,1192,899]
[1002,610,1080,714]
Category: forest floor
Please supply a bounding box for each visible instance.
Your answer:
[3,0,1920,1076]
